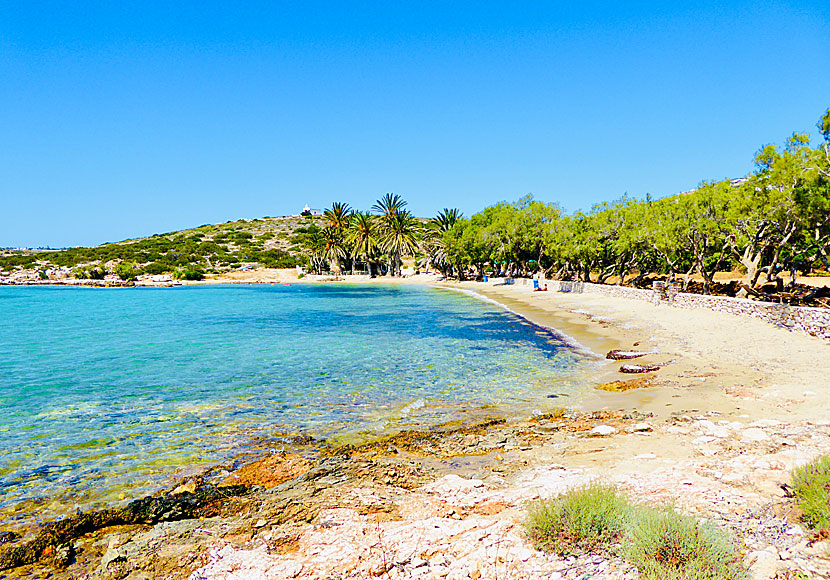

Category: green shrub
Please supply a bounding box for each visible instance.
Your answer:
[0,254,37,269]
[624,507,746,580]
[173,267,205,281]
[75,266,106,280]
[526,483,630,556]
[791,455,830,529]
[114,262,142,281]
[142,262,169,275]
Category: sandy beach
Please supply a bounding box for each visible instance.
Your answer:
[3,276,830,580]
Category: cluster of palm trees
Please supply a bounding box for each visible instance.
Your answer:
[301,193,461,277]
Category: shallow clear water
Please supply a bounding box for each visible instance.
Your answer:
[0,283,596,525]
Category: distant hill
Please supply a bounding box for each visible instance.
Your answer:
[0,214,324,280]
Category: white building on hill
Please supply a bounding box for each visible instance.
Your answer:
[302,204,323,216]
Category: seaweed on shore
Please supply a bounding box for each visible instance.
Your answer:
[0,484,249,571]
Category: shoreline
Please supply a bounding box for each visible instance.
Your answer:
[2,279,830,579]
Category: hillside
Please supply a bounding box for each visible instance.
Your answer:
[0,214,324,282]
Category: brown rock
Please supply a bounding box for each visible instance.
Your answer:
[223,453,312,489]
[596,376,655,392]
[473,501,509,515]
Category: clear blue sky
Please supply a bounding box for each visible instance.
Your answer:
[2,1,829,248]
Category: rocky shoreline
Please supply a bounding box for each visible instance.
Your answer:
[2,408,829,579]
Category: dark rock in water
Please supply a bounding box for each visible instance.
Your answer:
[0,483,250,571]
[0,532,18,545]
[619,363,660,374]
[606,349,654,360]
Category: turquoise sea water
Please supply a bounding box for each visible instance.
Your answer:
[0,283,595,527]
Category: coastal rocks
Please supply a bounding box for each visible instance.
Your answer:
[40,542,75,569]
[222,453,312,488]
[605,349,656,360]
[100,535,127,570]
[619,363,661,374]
[742,428,770,443]
[0,531,18,545]
[590,425,617,437]
[595,376,654,392]
[0,483,250,571]
[423,474,485,496]
[746,546,781,579]
[12,411,830,580]
[337,418,507,459]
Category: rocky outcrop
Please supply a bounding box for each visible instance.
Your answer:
[0,484,249,571]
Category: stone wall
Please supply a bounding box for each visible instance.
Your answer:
[535,279,830,341]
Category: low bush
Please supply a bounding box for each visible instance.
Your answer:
[790,455,830,529]
[527,485,747,579]
[174,267,205,281]
[623,507,746,580]
[526,483,629,555]
[114,262,142,281]
[74,266,106,280]
[142,262,169,275]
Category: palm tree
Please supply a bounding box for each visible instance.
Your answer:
[379,210,422,276]
[321,226,346,274]
[300,228,327,274]
[322,202,352,273]
[371,193,407,217]
[426,208,462,276]
[323,202,352,230]
[347,212,379,276]
[372,193,413,275]
[432,208,462,232]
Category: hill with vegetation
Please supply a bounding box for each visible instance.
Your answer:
[0,214,324,281]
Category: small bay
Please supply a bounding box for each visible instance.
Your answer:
[0,283,596,526]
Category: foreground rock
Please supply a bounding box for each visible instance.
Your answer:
[3,413,830,579]
[0,484,250,572]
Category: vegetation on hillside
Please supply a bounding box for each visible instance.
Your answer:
[0,216,316,279]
